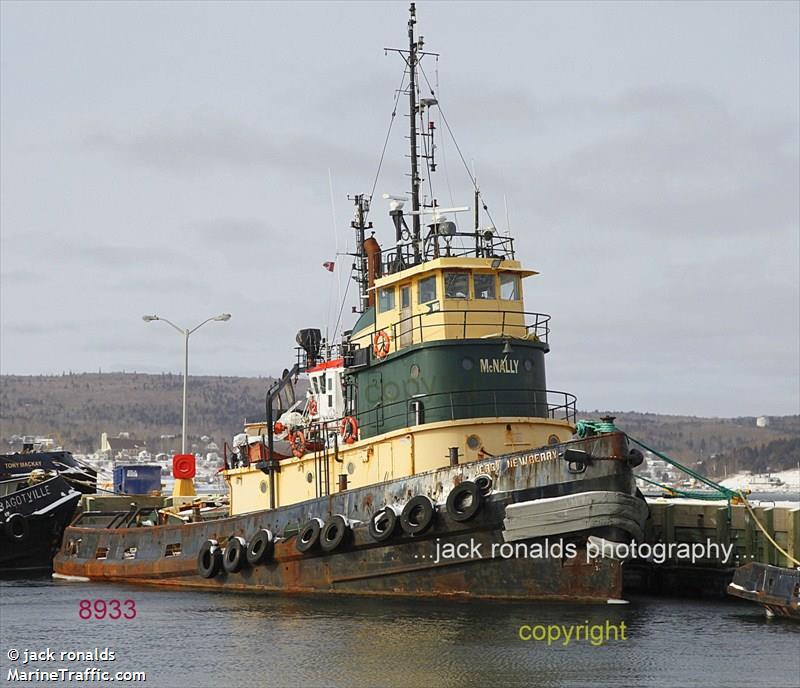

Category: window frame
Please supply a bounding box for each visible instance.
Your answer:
[473,273,497,300]
[417,275,438,304]
[378,286,396,313]
[444,271,470,300]
[499,273,521,301]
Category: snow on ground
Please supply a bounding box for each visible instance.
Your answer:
[720,468,800,492]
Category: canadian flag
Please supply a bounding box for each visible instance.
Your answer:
[322,261,335,272]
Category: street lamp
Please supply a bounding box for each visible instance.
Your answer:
[142,313,231,454]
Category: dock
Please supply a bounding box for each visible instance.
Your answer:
[624,497,800,597]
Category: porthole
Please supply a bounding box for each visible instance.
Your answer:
[306,472,314,483]
[524,359,533,371]
[466,434,481,450]
[462,358,474,371]
[347,462,356,475]
[548,434,560,445]
[410,364,420,379]
[259,480,268,494]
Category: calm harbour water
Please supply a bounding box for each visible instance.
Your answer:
[1,579,798,688]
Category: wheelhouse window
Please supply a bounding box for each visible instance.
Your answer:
[378,287,396,313]
[474,273,496,300]
[444,272,469,299]
[418,276,437,304]
[500,273,520,300]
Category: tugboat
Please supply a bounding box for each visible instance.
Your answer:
[54,4,648,601]
[1,438,97,494]
[1,439,94,575]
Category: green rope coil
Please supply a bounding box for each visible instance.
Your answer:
[575,419,618,438]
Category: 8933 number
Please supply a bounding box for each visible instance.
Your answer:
[78,599,136,620]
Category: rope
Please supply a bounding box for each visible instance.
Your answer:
[738,490,800,567]
[369,66,408,203]
[576,419,618,437]
[417,61,499,232]
[332,263,355,343]
[636,474,727,500]
[626,434,738,500]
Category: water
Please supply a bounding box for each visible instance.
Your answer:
[1,580,798,687]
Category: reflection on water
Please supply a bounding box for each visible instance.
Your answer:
[1,580,798,688]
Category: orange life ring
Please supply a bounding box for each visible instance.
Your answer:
[340,416,359,444]
[307,398,318,416]
[289,430,306,458]
[373,331,390,359]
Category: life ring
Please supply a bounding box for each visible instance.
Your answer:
[295,517,324,554]
[289,430,306,458]
[340,416,359,444]
[373,330,391,359]
[368,505,399,542]
[222,536,246,574]
[320,515,351,552]
[400,495,436,536]
[4,513,29,542]
[246,529,274,565]
[307,398,318,416]
[197,539,221,578]
[446,481,483,522]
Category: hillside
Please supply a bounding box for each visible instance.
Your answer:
[1,374,798,478]
[0,372,275,455]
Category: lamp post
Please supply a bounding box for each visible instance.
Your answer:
[142,313,231,454]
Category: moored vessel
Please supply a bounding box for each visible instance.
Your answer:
[728,562,800,620]
[1,439,93,575]
[54,4,648,601]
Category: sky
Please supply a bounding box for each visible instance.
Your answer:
[1,1,798,418]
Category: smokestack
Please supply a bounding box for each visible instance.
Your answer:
[364,236,382,308]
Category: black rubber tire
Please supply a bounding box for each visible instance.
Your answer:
[474,474,493,497]
[222,536,246,574]
[320,515,351,552]
[197,539,221,579]
[446,481,483,522]
[400,495,436,536]
[246,529,274,565]
[4,513,29,542]
[628,448,644,468]
[368,506,399,542]
[295,518,324,554]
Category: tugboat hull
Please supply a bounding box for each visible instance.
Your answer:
[55,433,645,602]
[1,476,82,577]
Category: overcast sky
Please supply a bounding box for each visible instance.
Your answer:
[1,1,798,417]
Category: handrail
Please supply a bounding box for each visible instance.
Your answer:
[369,307,551,347]
[381,228,516,275]
[355,387,577,431]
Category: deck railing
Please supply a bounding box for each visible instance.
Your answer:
[374,307,551,348]
[356,386,577,435]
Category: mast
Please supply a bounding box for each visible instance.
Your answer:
[408,3,421,259]
[350,194,371,314]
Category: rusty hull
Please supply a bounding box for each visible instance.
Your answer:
[55,433,635,602]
